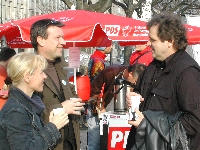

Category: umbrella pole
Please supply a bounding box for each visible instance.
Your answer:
[72,42,77,94]
[74,67,77,93]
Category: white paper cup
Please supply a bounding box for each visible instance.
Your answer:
[130,95,141,112]
[128,96,140,120]
[53,108,65,115]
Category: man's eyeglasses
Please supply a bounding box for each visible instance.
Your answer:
[42,20,58,29]
[37,20,58,35]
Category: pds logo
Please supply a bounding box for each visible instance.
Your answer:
[104,25,120,36]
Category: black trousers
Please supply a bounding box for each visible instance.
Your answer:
[64,115,76,150]
[126,126,136,150]
[100,124,108,150]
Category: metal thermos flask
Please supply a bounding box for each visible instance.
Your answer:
[114,78,127,114]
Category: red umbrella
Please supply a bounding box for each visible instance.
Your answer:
[0,10,148,48]
[120,24,200,46]
[1,10,200,48]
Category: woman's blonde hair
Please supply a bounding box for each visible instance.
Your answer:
[7,52,48,86]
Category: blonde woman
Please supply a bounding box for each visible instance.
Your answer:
[0,52,69,150]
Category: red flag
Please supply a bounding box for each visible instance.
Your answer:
[100,83,105,98]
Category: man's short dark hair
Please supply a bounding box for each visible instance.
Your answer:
[147,12,188,51]
[30,19,65,51]
[128,63,147,78]
[0,47,16,61]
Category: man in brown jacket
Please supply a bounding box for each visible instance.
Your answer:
[30,19,85,150]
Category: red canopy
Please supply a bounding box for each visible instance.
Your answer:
[0,10,200,48]
[120,24,200,46]
[0,10,147,48]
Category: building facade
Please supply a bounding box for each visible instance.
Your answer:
[0,0,67,24]
[0,0,67,49]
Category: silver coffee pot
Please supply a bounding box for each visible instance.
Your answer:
[114,78,133,114]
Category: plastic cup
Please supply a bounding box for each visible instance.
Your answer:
[128,95,141,120]
[130,95,141,112]
[53,108,65,115]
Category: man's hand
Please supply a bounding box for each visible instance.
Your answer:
[128,108,144,128]
[61,98,85,115]
[100,108,106,114]
[96,107,106,119]
[126,92,144,109]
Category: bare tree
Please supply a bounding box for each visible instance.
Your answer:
[61,0,149,17]
[152,0,200,16]
[62,0,112,12]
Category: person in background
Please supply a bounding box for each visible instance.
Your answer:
[129,44,153,65]
[0,52,69,150]
[30,19,85,150]
[126,12,200,150]
[87,63,146,150]
[88,46,112,82]
[0,47,16,109]
[87,45,112,150]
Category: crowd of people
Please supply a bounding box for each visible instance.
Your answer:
[0,12,200,150]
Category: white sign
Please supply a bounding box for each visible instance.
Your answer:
[68,47,80,68]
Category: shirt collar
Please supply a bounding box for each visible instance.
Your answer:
[155,50,183,71]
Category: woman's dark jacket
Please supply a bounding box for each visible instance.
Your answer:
[0,87,60,150]
[127,50,200,150]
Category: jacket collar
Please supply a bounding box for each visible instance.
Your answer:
[164,50,185,73]
[9,87,45,115]
[90,50,107,60]
[9,87,33,112]
[44,57,68,97]
[153,50,185,74]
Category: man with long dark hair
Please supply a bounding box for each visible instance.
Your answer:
[126,12,200,150]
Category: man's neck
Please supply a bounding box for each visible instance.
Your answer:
[36,50,55,60]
